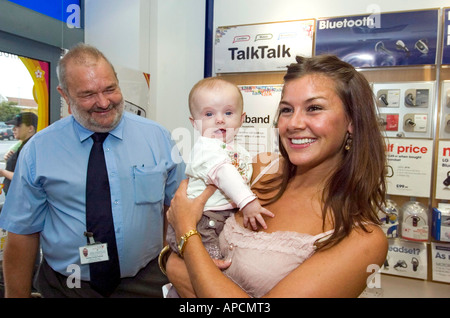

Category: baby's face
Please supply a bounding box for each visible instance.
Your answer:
[190,84,244,144]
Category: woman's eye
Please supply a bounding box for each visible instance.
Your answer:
[307,105,322,112]
[279,106,293,113]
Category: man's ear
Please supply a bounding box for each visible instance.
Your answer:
[57,86,72,114]
[57,85,68,101]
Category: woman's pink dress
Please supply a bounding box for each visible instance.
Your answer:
[219,215,333,298]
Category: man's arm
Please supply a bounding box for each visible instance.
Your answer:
[3,232,40,298]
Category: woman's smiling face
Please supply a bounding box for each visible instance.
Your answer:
[277,74,353,173]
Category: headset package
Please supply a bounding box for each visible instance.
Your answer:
[432,203,450,242]
[400,201,429,241]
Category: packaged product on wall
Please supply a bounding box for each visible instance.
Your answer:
[378,199,399,238]
[400,201,429,241]
[432,204,450,242]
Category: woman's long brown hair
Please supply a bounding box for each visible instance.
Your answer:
[255,55,387,250]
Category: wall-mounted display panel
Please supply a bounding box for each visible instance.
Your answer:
[215,20,314,73]
[315,9,439,67]
[373,82,436,139]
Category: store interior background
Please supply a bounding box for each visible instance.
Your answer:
[1,0,450,297]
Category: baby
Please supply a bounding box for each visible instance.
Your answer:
[166,77,273,259]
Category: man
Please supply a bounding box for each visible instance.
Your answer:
[0,44,185,297]
[0,112,38,195]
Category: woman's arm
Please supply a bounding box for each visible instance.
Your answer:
[166,253,197,298]
[173,234,249,297]
[167,179,250,297]
[166,244,234,297]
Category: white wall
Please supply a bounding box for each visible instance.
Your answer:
[85,0,145,70]
[148,0,205,133]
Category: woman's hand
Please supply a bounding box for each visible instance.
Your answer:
[166,179,217,238]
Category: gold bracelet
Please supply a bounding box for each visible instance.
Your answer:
[177,229,201,258]
[158,245,171,276]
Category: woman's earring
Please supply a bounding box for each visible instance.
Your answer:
[344,134,353,151]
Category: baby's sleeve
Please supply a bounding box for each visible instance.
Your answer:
[209,163,257,209]
[185,137,229,182]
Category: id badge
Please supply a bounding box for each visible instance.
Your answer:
[79,232,109,264]
[79,243,109,264]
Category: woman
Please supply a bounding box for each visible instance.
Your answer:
[165,54,388,297]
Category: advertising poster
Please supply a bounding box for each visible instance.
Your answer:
[215,20,314,73]
[436,141,450,200]
[431,242,450,283]
[236,85,282,158]
[382,239,427,280]
[385,138,433,197]
[315,9,438,67]
[442,8,450,64]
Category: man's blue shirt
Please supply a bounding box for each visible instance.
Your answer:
[0,112,185,280]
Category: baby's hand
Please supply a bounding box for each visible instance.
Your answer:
[241,199,274,231]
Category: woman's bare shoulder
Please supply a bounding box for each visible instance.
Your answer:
[348,224,388,265]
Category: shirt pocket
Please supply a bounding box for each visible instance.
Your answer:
[132,164,166,205]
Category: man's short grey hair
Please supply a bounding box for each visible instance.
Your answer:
[57,43,118,93]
